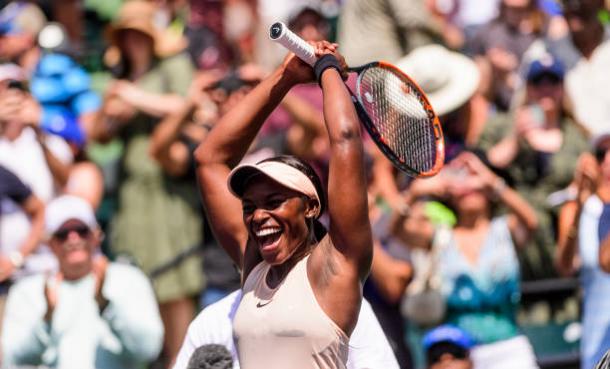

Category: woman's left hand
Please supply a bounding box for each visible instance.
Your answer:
[454,151,501,192]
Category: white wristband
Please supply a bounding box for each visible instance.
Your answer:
[8,251,24,269]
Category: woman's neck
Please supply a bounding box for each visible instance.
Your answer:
[456,211,490,230]
[267,239,314,288]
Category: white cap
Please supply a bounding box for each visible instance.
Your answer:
[45,195,98,236]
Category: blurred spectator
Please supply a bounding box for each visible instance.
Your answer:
[364,192,414,369]
[556,134,610,368]
[427,0,501,51]
[395,152,539,369]
[1,195,163,369]
[0,65,73,276]
[423,325,474,369]
[185,0,233,69]
[477,54,589,280]
[0,165,44,336]
[89,1,202,364]
[0,2,102,154]
[471,0,546,111]
[562,0,610,136]
[337,0,442,66]
[173,290,400,369]
[149,69,242,307]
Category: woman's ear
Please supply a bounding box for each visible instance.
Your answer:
[304,197,319,219]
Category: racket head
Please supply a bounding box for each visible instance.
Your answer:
[351,61,445,177]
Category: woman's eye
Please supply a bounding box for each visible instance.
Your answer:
[268,199,284,208]
[242,205,255,214]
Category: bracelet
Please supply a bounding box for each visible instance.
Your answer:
[8,251,24,269]
[313,54,342,86]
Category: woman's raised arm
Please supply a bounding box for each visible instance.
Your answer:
[195,54,318,267]
[318,57,373,281]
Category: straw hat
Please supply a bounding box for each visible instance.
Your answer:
[396,44,480,116]
[106,0,187,61]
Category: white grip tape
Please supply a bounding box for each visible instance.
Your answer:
[269,22,317,66]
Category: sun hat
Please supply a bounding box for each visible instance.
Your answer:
[228,159,323,218]
[45,195,98,237]
[396,44,480,116]
[105,0,187,60]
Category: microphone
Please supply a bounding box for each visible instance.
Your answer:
[187,344,234,369]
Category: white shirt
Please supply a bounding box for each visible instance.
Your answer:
[565,39,610,136]
[2,263,164,369]
[0,128,73,275]
[173,291,400,369]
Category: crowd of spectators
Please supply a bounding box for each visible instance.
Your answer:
[0,0,608,368]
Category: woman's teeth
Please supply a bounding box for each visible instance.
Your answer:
[256,228,281,237]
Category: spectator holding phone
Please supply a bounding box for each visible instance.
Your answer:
[477,53,589,280]
[395,152,539,369]
[556,133,610,369]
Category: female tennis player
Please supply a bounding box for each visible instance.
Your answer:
[195,42,372,369]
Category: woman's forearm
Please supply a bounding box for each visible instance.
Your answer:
[122,90,185,118]
[149,100,196,163]
[487,134,519,169]
[556,202,581,276]
[19,195,45,257]
[40,141,71,188]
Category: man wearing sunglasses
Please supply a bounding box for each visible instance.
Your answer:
[423,325,474,369]
[1,195,164,369]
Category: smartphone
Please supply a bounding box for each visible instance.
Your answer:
[528,104,545,128]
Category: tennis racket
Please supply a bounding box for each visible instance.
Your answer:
[270,22,444,177]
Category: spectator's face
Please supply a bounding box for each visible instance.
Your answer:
[293,12,329,41]
[117,29,155,63]
[526,75,563,111]
[502,0,533,28]
[241,176,312,266]
[596,139,610,181]
[429,354,473,369]
[446,168,490,215]
[0,33,34,60]
[49,219,99,280]
[427,342,473,369]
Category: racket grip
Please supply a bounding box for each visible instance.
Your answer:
[269,22,317,66]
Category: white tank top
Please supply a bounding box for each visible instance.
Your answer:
[233,254,349,369]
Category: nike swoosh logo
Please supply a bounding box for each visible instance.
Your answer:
[256,300,271,308]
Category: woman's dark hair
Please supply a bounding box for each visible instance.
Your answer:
[258,155,327,216]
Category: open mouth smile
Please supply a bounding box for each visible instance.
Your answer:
[254,226,283,252]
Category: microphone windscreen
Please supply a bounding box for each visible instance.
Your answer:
[187,344,233,369]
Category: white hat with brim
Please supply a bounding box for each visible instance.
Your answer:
[396,44,480,116]
[45,195,98,237]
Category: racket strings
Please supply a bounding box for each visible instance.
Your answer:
[358,67,437,173]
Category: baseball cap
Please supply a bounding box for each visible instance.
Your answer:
[45,195,98,237]
[526,54,565,82]
[423,325,475,351]
[0,2,47,36]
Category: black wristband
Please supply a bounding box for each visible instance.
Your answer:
[313,54,342,86]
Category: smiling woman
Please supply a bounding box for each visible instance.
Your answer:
[195,41,372,369]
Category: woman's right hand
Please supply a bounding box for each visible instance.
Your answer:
[280,41,342,86]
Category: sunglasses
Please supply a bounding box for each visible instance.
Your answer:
[530,73,563,86]
[427,342,469,365]
[596,146,610,162]
[52,224,92,241]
